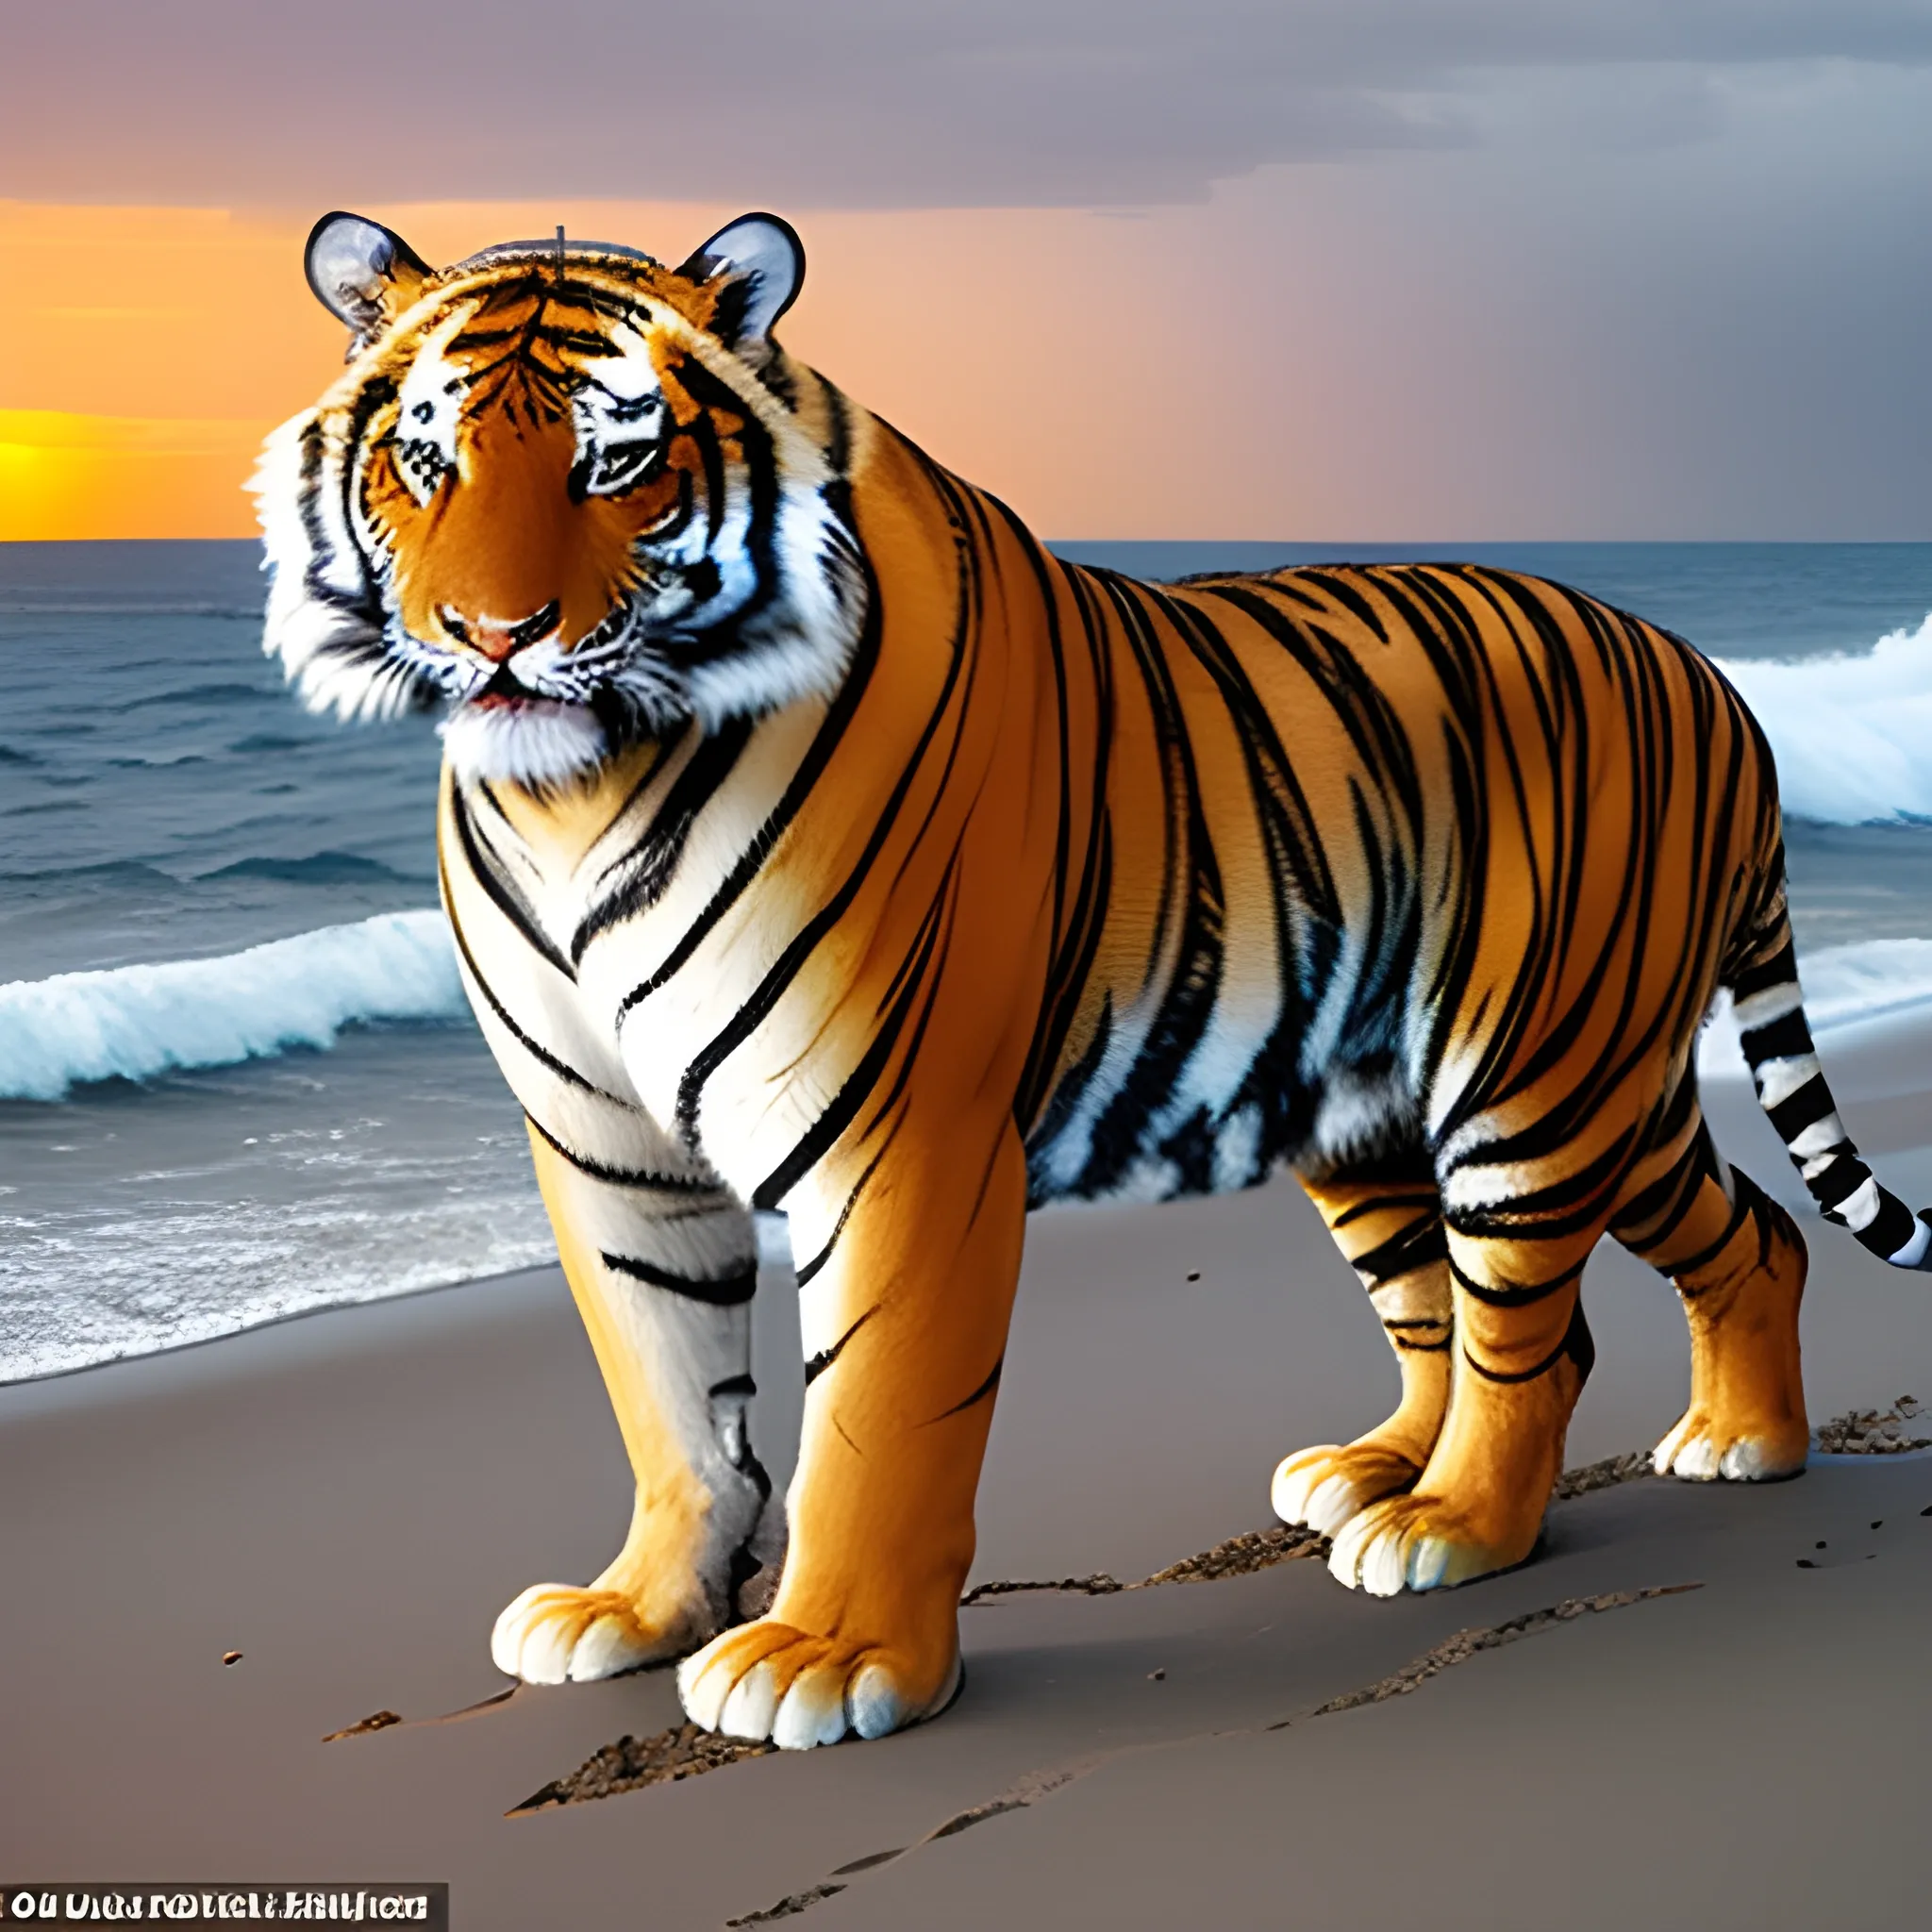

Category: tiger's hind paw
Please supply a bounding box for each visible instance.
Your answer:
[1652,1410,1807,1483]
[676,1618,961,1750]
[491,1584,705,1685]
[1272,1440,1426,1536]
[1326,1493,1535,1598]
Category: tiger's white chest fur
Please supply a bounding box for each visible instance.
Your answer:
[441,720,866,1211]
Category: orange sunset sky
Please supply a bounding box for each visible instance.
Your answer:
[5,7,1931,543]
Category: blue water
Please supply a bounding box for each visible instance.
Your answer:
[4,539,1932,1380]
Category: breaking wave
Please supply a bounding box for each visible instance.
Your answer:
[6,908,1931,1109]
[0,910,464,1102]
[1718,615,1932,824]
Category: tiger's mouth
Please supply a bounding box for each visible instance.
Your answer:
[467,689,576,715]
[467,662,561,710]
[391,592,651,716]
[440,686,612,786]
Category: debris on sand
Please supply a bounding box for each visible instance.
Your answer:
[726,1883,847,1924]
[321,1709,400,1741]
[958,1571,1124,1606]
[1812,1396,1930,1455]
[1311,1583,1704,1714]
[1139,1523,1327,1586]
[1552,1450,1655,1499]
[511,1723,774,1813]
[964,1451,1652,1607]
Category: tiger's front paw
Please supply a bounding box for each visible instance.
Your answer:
[1326,1492,1538,1598]
[677,1617,961,1751]
[491,1582,708,1685]
[1272,1439,1426,1536]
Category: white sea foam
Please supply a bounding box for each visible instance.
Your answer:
[0,1192,558,1385]
[1717,615,1932,824]
[6,910,1931,1109]
[0,910,465,1102]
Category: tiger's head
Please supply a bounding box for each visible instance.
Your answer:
[255,212,867,788]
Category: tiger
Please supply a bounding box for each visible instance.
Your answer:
[256,208,1932,1751]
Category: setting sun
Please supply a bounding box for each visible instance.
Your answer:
[0,409,270,540]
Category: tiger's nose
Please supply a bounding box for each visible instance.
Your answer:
[438,600,561,662]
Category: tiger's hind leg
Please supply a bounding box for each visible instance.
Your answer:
[1608,1103,1808,1482]
[1273,1151,1453,1536]
[1326,1212,1600,1596]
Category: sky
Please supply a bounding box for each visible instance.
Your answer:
[3,0,1931,541]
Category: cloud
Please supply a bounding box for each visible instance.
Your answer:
[5,0,1932,208]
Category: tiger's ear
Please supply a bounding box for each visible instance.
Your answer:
[675,213,805,352]
[305,211,433,339]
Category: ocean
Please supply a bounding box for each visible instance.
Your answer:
[5,538,1932,1383]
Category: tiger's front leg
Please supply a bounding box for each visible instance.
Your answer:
[677,1119,1028,1749]
[491,1124,782,1683]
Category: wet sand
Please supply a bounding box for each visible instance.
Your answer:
[4,1018,1931,1928]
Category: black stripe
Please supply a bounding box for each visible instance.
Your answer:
[1738,1008,1812,1066]
[441,874,608,1096]
[1280,569,1387,640]
[1181,583,1353,926]
[1067,575,1228,1197]
[1853,1191,1919,1259]
[708,1374,758,1398]
[1730,941,1799,1007]
[927,1355,1004,1423]
[793,1148,887,1289]
[599,1251,757,1304]
[1463,1304,1592,1385]
[671,538,974,1147]
[584,739,677,888]
[1441,1126,1640,1245]
[1806,1152,1872,1211]
[447,782,576,982]
[524,1110,714,1193]
[1657,1190,1753,1281]
[570,718,753,967]
[997,509,1116,1138]
[1447,1251,1587,1308]
[851,890,961,1168]
[804,1307,875,1387]
[748,860,952,1211]
[615,557,885,1022]
[1350,1217,1447,1286]
[1326,1174,1440,1228]
[1607,1139,1709,1249]
[1765,1075,1838,1143]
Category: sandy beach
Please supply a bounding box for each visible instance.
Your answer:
[5,1014,1932,1929]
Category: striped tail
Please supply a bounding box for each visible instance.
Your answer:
[1729,931,1932,1271]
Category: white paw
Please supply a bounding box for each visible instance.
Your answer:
[1328,1508,1414,1596]
[491,1584,685,1684]
[1657,1430,1722,1481]
[1651,1416,1805,1483]
[677,1621,961,1750]
[1271,1448,1346,1528]
[1272,1442,1424,1536]
[1326,1496,1521,1597]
